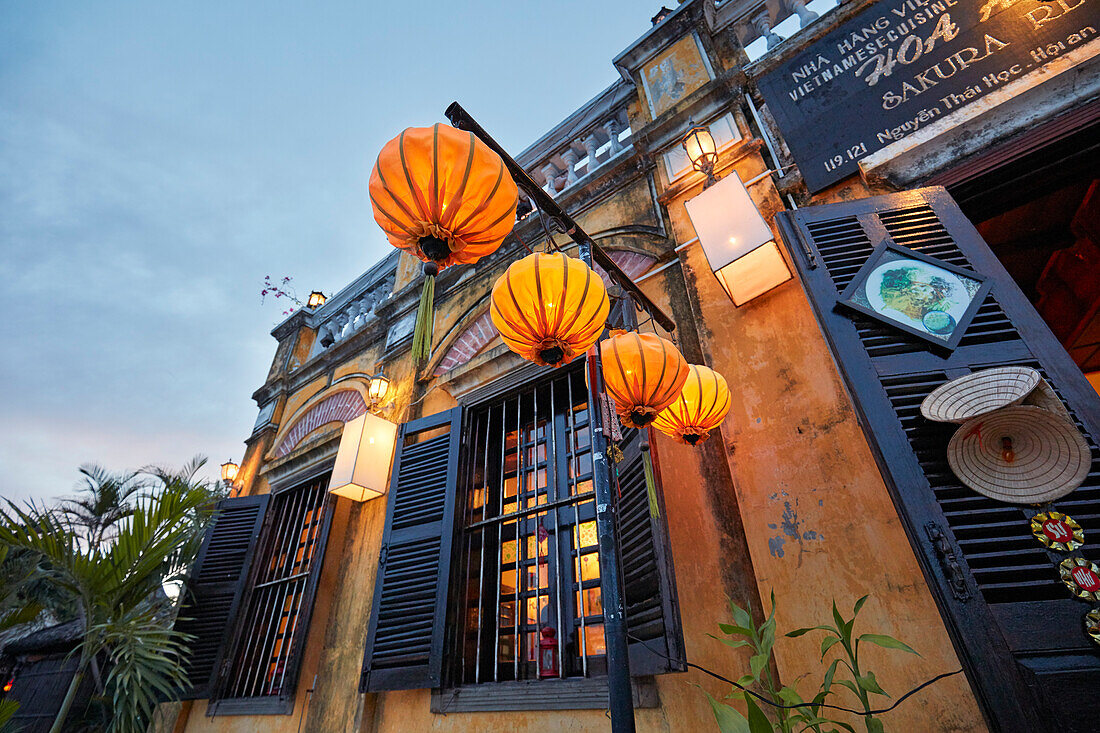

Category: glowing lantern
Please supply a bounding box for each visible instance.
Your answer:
[685,171,791,306]
[682,118,718,187]
[369,124,519,364]
[600,331,690,429]
[329,413,398,503]
[368,369,390,407]
[220,460,239,484]
[491,252,610,367]
[653,365,731,445]
[306,291,326,308]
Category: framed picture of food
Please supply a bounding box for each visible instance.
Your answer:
[837,241,992,350]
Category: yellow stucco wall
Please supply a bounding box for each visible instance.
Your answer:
[659,144,987,732]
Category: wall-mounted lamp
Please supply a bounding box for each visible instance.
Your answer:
[329,413,398,502]
[368,368,391,408]
[220,459,239,484]
[307,291,327,309]
[682,118,718,188]
[684,171,792,306]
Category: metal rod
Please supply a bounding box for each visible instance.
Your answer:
[548,377,564,677]
[513,392,521,681]
[567,375,588,676]
[475,409,490,684]
[445,101,674,334]
[493,402,506,682]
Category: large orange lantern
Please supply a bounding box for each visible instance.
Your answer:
[653,365,731,445]
[369,123,519,363]
[491,252,610,367]
[600,331,690,429]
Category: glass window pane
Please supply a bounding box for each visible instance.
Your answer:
[583,625,606,656]
[576,521,597,548]
[526,596,549,625]
[577,587,602,617]
[578,552,600,581]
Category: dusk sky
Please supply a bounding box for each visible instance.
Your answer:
[0,1,653,503]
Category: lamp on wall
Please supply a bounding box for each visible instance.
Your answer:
[681,118,718,188]
[307,290,327,309]
[368,368,391,408]
[220,459,239,484]
[329,413,398,502]
[684,171,792,306]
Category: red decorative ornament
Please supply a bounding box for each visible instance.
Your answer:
[1060,558,1100,601]
[538,627,559,678]
[1030,511,1083,552]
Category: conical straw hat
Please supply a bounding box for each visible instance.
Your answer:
[947,406,1091,504]
[1022,378,1072,421]
[922,367,1041,423]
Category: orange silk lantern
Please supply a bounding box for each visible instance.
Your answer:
[369,123,518,268]
[369,123,519,364]
[653,365,731,445]
[491,252,610,367]
[600,331,690,429]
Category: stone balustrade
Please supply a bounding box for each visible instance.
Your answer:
[527,106,633,198]
[722,0,840,63]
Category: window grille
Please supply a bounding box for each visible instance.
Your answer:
[219,474,331,700]
[453,367,609,684]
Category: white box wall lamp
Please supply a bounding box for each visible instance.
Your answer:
[684,171,792,306]
[329,413,398,502]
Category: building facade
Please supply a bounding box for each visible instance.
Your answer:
[166,1,1100,731]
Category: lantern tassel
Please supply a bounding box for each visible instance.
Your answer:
[641,443,659,520]
[412,264,437,367]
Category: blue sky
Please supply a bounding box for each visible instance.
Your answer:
[0,0,654,502]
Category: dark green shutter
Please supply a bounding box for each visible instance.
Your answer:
[615,428,686,675]
[175,494,270,700]
[360,407,463,691]
[776,186,1100,732]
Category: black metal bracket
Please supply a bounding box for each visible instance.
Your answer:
[925,522,971,603]
[445,102,676,333]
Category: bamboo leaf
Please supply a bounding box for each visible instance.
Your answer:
[749,653,768,681]
[744,695,772,733]
[865,717,885,733]
[704,690,752,733]
[856,672,889,697]
[719,624,755,638]
[820,635,840,659]
[858,634,920,656]
[852,595,869,618]
[786,626,834,638]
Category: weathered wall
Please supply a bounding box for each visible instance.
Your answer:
[659,138,988,731]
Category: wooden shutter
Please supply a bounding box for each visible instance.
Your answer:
[175,494,269,700]
[615,428,686,676]
[360,407,463,691]
[776,187,1100,732]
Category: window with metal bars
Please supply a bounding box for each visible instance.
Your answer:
[211,473,334,713]
[451,366,610,685]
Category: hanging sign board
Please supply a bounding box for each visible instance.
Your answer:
[756,0,1100,193]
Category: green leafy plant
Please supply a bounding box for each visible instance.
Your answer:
[0,459,220,733]
[705,591,850,733]
[787,596,919,733]
[705,593,920,733]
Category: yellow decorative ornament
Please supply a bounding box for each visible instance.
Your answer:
[600,331,690,429]
[491,252,610,367]
[653,365,731,446]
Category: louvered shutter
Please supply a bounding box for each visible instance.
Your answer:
[175,494,269,700]
[360,407,463,691]
[614,428,686,675]
[776,187,1100,732]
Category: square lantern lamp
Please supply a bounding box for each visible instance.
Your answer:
[684,171,792,306]
[329,413,398,502]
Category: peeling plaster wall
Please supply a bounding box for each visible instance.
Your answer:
[661,144,987,732]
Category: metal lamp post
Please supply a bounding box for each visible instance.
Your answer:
[445,102,676,732]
